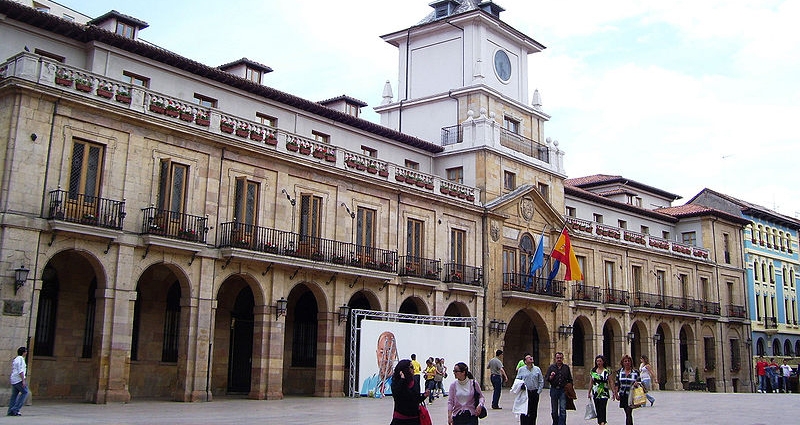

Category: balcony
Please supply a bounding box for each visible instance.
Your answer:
[604,288,630,308]
[441,125,463,146]
[47,189,126,238]
[632,292,706,317]
[727,304,747,319]
[498,128,550,163]
[765,316,778,330]
[218,222,397,275]
[442,262,482,290]
[699,300,721,315]
[564,217,711,260]
[571,284,602,303]
[502,273,565,303]
[140,207,209,244]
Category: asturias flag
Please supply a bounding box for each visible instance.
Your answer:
[549,227,583,281]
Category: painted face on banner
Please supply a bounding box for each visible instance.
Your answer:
[376,331,398,379]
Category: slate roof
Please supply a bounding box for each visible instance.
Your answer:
[565,174,681,201]
[655,203,751,226]
[218,58,273,73]
[687,188,800,229]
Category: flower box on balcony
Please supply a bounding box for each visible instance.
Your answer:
[313,149,326,159]
[76,82,92,92]
[235,128,249,138]
[249,131,263,142]
[299,146,312,155]
[324,153,336,162]
[265,134,278,145]
[467,195,475,201]
[55,77,73,87]
[425,272,439,280]
[96,88,113,99]
[286,141,299,151]
[415,180,426,188]
[195,117,210,127]
[345,159,356,168]
[220,123,234,133]
[149,103,166,114]
[355,162,366,170]
[440,187,450,194]
[395,174,405,182]
[424,183,434,190]
[165,107,180,118]
[379,262,393,272]
[115,93,132,104]
[263,244,279,254]
[81,214,97,225]
[378,169,389,177]
[366,165,378,174]
[331,255,347,265]
[180,112,194,122]
[178,230,197,241]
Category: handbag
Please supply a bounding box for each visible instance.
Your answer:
[584,401,598,420]
[419,404,432,425]
[473,380,487,419]
[628,385,647,408]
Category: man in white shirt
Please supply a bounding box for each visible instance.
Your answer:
[515,354,544,425]
[780,359,794,393]
[7,346,28,416]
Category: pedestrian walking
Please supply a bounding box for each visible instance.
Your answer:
[546,352,572,425]
[614,354,642,425]
[639,355,656,406]
[390,359,430,425]
[588,355,614,425]
[7,346,28,417]
[447,362,485,425]
[515,354,544,425]
[487,349,508,409]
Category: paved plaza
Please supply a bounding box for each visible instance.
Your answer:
[3,390,794,424]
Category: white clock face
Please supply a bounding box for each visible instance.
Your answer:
[494,50,511,82]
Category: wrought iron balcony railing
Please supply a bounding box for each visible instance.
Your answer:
[727,305,747,318]
[632,292,712,314]
[441,125,463,146]
[699,301,721,315]
[47,189,125,230]
[218,222,397,272]
[502,273,565,298]
[572,284,602,302]
[140,207,208,243]
[765,316,778,329]
[398,256,441,280]
[442,262,482,286]
[498,128,550,163]
[604,288,630,306]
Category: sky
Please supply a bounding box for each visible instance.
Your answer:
[64,0,800,218]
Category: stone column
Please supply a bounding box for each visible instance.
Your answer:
[249,304,270,400]
[265,306,286,399]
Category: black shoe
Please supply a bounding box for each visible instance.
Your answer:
[15,412,21,416]
[492,406,502,409]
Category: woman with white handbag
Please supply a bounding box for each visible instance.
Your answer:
[587,355,614,425]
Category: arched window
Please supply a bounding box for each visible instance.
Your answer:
[785,340,793,357]
[571,323,585,366]
[769,264,775,283]
[756,338,765,356]
[292,291,318,367]
[34,266,59,357]
[773,339,781,356]
[519,233,534,273]
[754,261,759,280]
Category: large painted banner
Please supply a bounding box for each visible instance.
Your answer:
[357,319,471,397]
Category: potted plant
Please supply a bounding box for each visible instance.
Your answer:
[355,159,366,171]
[286,138,299,151]
[378,166,389,177]
[96,82,113,99]
[165,102,180,118]
[115,87,132,104]
[149,98,167,114]
[450,271,462,282]
[75,76,92,92]
[55,69,73,87]
[324,151,336,162]
[424,181,434,190]
[366,163,378,174]
[466,194,475,201]
[298,142,312,155]
[395,173,406,182]
[81,213,97,224]
[312,147,326,159]
[331,255,346,264]
[249,129,264,141]
[379,261,392,271]
[179,107,194,122]
[263,242,279,253]
[265,132,278,145]
[195,111,210,126]
[220,119,235,133]
[235,123,249,138]
[178,228,197,241]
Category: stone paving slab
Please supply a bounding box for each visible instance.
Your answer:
[2,390,794,424]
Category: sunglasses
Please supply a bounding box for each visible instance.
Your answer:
[453,369,464,373]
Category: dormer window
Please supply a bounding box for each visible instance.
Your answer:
[246,68,262,84]
[431,0,459,19]
[88,11,149,41]
[116,21,135,38]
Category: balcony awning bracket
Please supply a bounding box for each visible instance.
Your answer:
[427,287,435,298]
[289,267,301,280]
[48,230,58,247]
[353,276,364,289]
[445,291,452,300]
[325,273,337,286]
[221,256,232,270]
[104,240,113,255]
[141,244,151,259]
[551,302,559,312]
[189,252,198,266]
[261,263,273,276]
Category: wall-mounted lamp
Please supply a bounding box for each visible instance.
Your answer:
[745,337,752,347]
[557,324,573,339]
[652,333,662,345]
[488,319,507,335]
[627,331,636,343]
[275,297,288,319]
[340,202,355,219]
[13,265,29,295]
[338,304,351,324]
[280,188,296,206]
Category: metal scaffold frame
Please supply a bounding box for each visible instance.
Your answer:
[347,309,478,397]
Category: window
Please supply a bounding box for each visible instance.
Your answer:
[63,14,75,21]
[503,171,516,190]
[406,219,424,258]
[451,228,466,268]
[565,206,576,217]
[446,167,464,184]
[246,67,262,84]
[723,233,731,264]
[635,197,642,207]
[256,112,277,127]
[679,274,688,298]
[656,271,666,297]
[123,71,149,88]
[312,130,329,143]
[299,194,322,239]
[502,247,517,276]
[162,282,181,362]
[618,220,627,229]
[68,139,104,200]
[604,261,615,290]
[537,182,549,201]
[632,265,642,294]
[626,194,634,205]
[234,178,259,227]
[662,231,670,239]
[682,231,697,246]
[519,234,534,274]
[115,21,135,39]
[575,256,585,284]
[194,93,217,108]
[593,213,603,224]
[729,339,741,371]
[640,225,649,235]
[361,146,377,157]
[345,103,360,117]
[157,159,188,215]
[404,160,419,170]
[33,1,49,13]
[770,264,775,284]
[34,48,64,63]
[503,116,520,134]
[34,266,59,357]
[81,279,97,358]
[356,207,376,250]
[704,337,716,370]
[291,292,318,367]
[701,277,710,301]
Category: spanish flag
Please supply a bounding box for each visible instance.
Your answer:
[548,227,583,281]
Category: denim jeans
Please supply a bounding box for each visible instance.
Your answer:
[758,375,767,392]
[7,382,28,415]
[491,374,503,408]
[549,387,566,425]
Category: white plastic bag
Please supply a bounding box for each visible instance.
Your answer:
[584,400,597,420]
